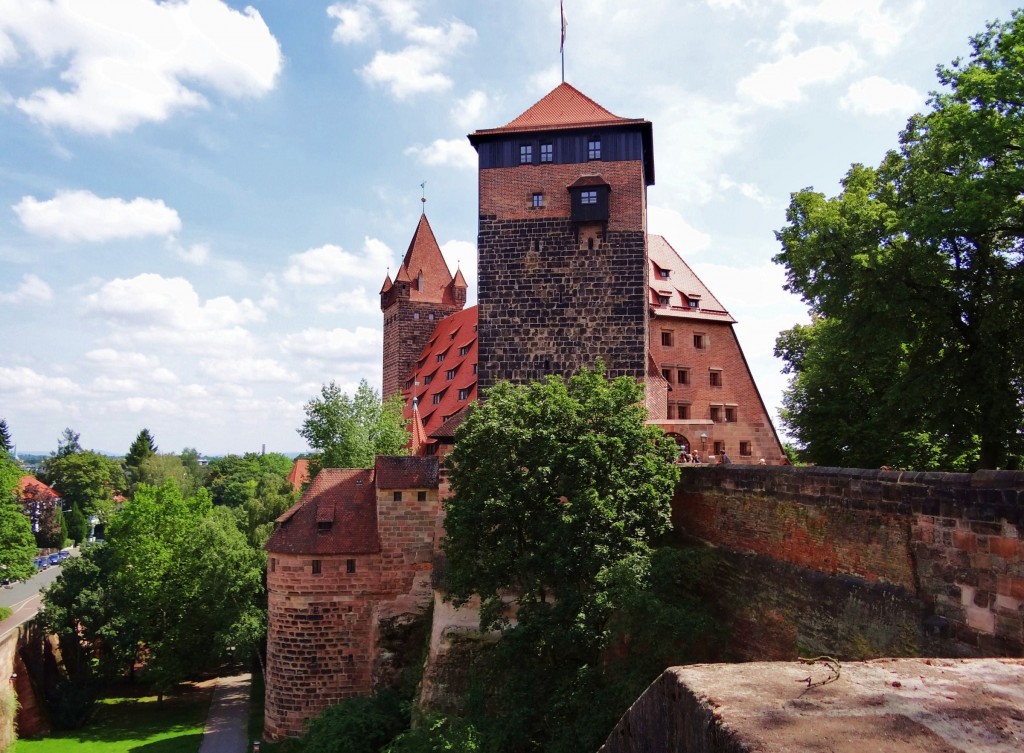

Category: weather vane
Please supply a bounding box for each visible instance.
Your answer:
[420,181,427,213]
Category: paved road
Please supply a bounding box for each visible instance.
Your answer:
[0,559,65,639]
[199,673,253,753]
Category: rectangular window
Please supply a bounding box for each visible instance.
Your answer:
[657,294,670,306]
[532,192,544,207]
[710,370,722,387]
[694,334,706,349]
[713,441,725,456]
[739,441,752,456]
[678,403,690,420]
[667,404,675,420]
[581,190,597,204]
[688,299,699,309]
[270,557,276,573]
[661,368,672,383]
[393,491,402,502]
[725,406,737,422]
[710,405,723,423]
[459,345,470,356]
[446,368,457,380]
[346,559,356,574]
[588,138,601,159]
[661,331,673,346]
[541,142,553,162]
[417,490,427,502]
[312,559,321,575]
[458,388,469,400]
[432,393,442,405]
[437,353,445,362]
[677,369,689,385]
[424,374,433,385]
[658,268,670,279]
[317,521,332,532]
[520,144,532,163]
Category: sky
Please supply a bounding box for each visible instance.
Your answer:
[1,0,1020,457]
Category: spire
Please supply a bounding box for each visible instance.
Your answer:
[399,214,454,303]
[407,396,431,455]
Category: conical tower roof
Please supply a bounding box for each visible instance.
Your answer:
[400,214,455,303]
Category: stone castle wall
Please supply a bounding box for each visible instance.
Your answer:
[382,297,462,401]
[674,466,1024,659]
[476,219,648,391]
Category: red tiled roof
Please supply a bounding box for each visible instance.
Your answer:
[569,174,611,188]
[266,468,380,555]
[402,306,479,440]
[647,234,735,323]
[430,408,469,439]
[472,82,644,136]
[286,458,309,491]
[374,455,439,489]
[17,476,59,499]
[398,214,458,305]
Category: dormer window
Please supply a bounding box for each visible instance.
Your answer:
[446,368,457,380]
[437,353,445,362]
[317,521,332,532]
[520,144,533,164]
[658,268,670,279]
[588,138,601,160]
[569,177,610,223]
[657,294,670,306]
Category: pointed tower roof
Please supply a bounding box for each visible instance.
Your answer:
[407,398,432,455]
[379,273,393,295]
[399,214,456,304]
[452,267,468,289]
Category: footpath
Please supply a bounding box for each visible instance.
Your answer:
[199,673,253,753]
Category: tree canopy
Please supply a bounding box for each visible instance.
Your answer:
[0,418,12,454]
[123,429,157,493]
[775,12,1024,470]
[1,452,36,581]
[441,366,681,751]
[298,379,409,476]
[39,450,124,526]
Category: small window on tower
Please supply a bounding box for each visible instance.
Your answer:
[532,192,544,208]
[581,190,597,204]
[417,491,427,502]
[541,142,553,162]
[520,144,533,164]
[458,388,469,400]
[661,331,673,347]
[311,559,322,575]
[588,138,601,160]
[346,559,356,574]
[393,491,402,502]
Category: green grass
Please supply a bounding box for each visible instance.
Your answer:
[0,607,11,622]
[12,684,212,753]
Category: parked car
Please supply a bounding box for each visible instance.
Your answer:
[34,557,47,570]
[58,550,71,561]
[48,553,61,566]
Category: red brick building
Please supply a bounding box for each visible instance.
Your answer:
[265,81,784,740]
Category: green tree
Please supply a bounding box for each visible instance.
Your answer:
[775,12,1024,470]
[40,451,125,523]
[0,418,12,454]
[442,365,679,752]
[123,429,157,492]
[298,379,409,477]
[54,427,82,458]
[0,496,37,582]
[300,692,408,753]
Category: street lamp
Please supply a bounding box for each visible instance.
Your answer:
[699,432,708,450]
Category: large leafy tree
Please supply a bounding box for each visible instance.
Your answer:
[1,453,36,581]
[204,452,297,547]
[40,450,125,526]
[442,366,680,752]
[775,12,1024,470]
[298,379,409,476]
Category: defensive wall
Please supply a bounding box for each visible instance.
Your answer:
[671,465,1024,660]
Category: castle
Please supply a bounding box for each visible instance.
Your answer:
[264,82,784,739]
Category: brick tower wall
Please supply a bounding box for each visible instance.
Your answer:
[377,485,441,594]
[382,297,462,401]
[476,160,649,391]
[264,552,381,740]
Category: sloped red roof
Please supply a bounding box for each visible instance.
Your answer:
[267,468,379,555]
[374,455,439,489]
[286,458,309,491]
[398,214,458,305]
[402,306,479,440]
[472,82,644,136]
[647,234,735,323]
[17,476,59,499]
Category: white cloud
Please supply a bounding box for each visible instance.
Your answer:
[91,376,139,393]
[0,366,80,397]
[451,89,487,128]
[319,286,379,315]
[281,326,381,360]
[171,241,211,265]
[1,0,283,135]
[0,273,53,304]
[329,1,476,99]
[777,0,926,56]
[440,239,476,306]
[327,3,376,43]
[199,357,301,384]
[840,75,923,117]
[717,176,777,208]
[284,238,394,285]
[14,190,181,242]
[737,43,860,107]
[83,273,265,331]
[647,206,712,255]
[404,138,477,171]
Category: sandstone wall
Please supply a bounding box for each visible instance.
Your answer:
[674,466,1024,659]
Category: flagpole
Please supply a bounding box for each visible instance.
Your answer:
[560,0,566,82]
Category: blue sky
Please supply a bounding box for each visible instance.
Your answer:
[0,0,1018,456]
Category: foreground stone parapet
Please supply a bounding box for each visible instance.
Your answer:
[600,658,1024,753]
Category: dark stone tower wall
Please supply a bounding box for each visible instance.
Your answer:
[382,292,461,400]
[475,158,649,391]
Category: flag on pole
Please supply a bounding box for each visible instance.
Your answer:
[560,0,567,52]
